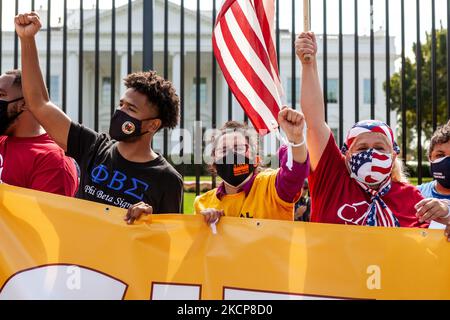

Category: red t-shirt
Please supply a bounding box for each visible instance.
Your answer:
[0,134,78,197]
[309,133,428,228]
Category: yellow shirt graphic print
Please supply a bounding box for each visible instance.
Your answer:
[194,169,295,221]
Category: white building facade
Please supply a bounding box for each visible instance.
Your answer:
[0,0,397,156]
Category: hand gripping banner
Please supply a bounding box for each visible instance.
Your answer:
[0,185,449,300]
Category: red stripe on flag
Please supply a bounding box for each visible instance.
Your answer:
[346,137,355,148]
[365,176,378,184]
[386,213,394,227]
[230,3,274,81]
[372,152,389,161]
[219,17,280,120]
[213,0,282,133]
[371,126,394,142]
[253,0,280,78]
[215,0,237,26]
[213,35,269,133]
[372,166,392,174]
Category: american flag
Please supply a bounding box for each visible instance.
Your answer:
[213,0,283,134]
[343,120,400,154]
[358,179,400,228]
[349,149,392,185]
[350,149,400,227]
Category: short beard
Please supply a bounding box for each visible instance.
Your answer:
[0,114,21,136]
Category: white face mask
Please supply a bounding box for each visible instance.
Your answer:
[348,148,393,186]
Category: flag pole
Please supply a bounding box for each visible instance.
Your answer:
[303,0,313,62]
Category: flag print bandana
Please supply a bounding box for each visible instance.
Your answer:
[343,120,401,228]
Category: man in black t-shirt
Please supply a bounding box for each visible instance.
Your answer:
[16,12,183,222]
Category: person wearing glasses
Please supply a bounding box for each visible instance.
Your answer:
[195,107,310,226]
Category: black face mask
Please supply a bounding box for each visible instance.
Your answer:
[215,151,255,187]
[431,156,450,189]
[0,97,24,135]
[109,109,157,142]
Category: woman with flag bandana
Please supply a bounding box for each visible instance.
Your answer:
[195,107,310,226]
[295,32,450,233]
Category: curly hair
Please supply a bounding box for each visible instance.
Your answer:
[429,120,450,158]
[124,71,180,130]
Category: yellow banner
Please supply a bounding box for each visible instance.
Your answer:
[0,184,449,300]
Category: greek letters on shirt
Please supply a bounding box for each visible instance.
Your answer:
[89,164,150,204]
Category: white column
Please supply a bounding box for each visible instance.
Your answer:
[120,53,128,97]
[172,53,181,93]
[84,69,94,129]
[66,52,79,121]
[219,73,228,126]
[165,53,181,155]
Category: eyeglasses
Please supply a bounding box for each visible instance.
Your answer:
[216,144,250,157]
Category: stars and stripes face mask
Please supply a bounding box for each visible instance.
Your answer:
[342,120,401,228]
[349,149,393,186]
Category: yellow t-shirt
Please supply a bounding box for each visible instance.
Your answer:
[194,169,295,221]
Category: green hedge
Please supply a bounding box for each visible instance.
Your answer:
[167,154,210,177]
[405,162,432,178]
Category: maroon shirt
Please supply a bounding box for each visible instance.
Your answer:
[0,134,78,197]
[309,133,428,228]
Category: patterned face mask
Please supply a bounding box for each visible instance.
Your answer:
[109,109,157,142]
[348,148,393,186]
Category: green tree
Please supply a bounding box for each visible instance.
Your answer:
[386,28,449,161]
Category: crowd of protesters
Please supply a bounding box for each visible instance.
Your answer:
[1,12,448,241]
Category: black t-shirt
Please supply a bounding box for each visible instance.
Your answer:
[66,122,183,213]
